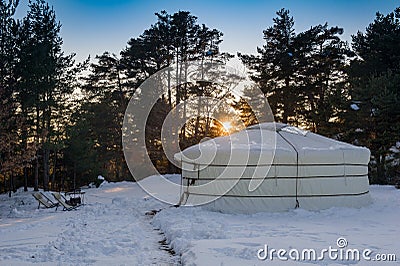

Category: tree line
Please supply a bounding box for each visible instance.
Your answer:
[0,0,399,194]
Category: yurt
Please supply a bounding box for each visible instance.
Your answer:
[174,123,371,213]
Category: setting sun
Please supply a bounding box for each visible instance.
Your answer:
[221,121,233,132]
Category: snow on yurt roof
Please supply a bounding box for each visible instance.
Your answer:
[174,122,370,166]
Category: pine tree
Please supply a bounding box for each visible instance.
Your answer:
[15,0,76,191]
[63,105,101,189]
[240,9,351,135]
[82,52,130,181]
[0,0,37,194]
[239,9,299,124]
[120,11,229,175]
[347,7,400,183]
[233,85,268,127]
[296,24,351,134]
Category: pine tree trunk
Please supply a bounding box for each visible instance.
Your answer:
[0,177,7,193]
[196,56,205,139]
[34,105,40,191]
[51,150,56,190]
[167,66,172,107]
[9,173,12,197]
[175,48,180,105]
[43,148,49,191]
[11,172,15,193]
[24,167,28,192]
[194,95,202,140]
[73,162,76,190]
[22,121,28,192]
[34,153,39,191]
[61,171,65,192]
[283,77,290,124]
[181,61,188,141]
[376,153,386,184]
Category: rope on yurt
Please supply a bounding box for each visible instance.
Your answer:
[177,158,190,206]
[177,157,184,206]
[342,150,348,186]
[277,130,300,209]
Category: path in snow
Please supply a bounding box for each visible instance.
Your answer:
[0,179,181,265]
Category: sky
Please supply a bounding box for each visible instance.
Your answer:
[14,0,400,63]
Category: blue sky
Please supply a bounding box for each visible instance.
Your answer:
[15,0,400,62]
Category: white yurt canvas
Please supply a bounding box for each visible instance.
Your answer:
[174,123,371,213]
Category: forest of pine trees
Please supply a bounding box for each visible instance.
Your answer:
[0,0,399,194]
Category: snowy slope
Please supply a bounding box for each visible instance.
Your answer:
[0,175,399,265]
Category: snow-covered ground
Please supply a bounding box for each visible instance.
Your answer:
[0,175,179,265]
[155,185,400,265]
[0,175,399,265]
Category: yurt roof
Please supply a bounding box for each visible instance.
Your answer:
[174,122,370,165]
